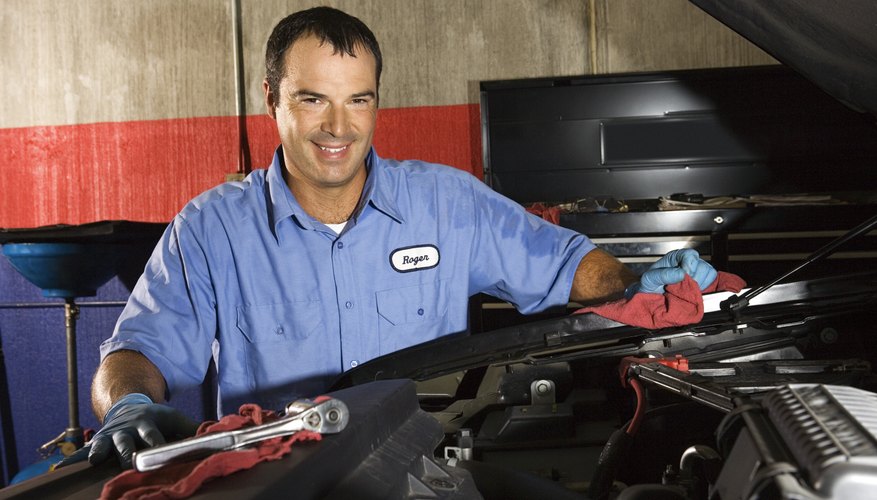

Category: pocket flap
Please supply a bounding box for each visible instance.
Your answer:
[236,302,323,343]
[376,280,449,326]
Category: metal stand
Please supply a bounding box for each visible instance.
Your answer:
[63,298,83,448]
[0,224,167,483]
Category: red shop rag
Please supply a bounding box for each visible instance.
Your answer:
[100,404,323,500]
[574,271,747,329]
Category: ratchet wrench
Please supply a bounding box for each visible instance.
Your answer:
[132,397,349,472]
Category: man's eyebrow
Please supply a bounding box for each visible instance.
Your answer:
[290,89,376,100]
[292,89,327,100]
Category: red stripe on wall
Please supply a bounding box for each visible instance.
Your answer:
[373,104,483,179]
[0,104,482,229]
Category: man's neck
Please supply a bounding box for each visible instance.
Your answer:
[287,172,366,225]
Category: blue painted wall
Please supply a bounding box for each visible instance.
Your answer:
[0,250,212,485]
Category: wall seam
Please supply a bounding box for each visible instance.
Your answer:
[588,0,598,74]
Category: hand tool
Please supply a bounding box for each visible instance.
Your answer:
[132,397,349,472]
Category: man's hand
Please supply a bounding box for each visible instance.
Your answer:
[627,249,717,297]
[56,393,198,469]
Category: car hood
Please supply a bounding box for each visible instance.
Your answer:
[690,0,877,115]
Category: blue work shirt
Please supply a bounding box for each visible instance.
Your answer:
[101,148,595,415]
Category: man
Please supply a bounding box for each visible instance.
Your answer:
[62,6,715,469]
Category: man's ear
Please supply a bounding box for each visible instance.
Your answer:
[263,79,277,119]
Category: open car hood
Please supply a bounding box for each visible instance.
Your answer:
[690,0,877,115]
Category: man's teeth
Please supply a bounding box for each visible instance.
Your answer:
[319,145,347,153]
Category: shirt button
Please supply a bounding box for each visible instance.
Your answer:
[417,308,424,316]
[350,360,358,368]
[274,326,284,335]
[337,241,344,249]
[345,301,353,309]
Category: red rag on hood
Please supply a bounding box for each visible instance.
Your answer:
[575,271,746,329]
[100,404,322,500]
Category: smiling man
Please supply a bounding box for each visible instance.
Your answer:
[65,6,716,470]
[267,34,377,224]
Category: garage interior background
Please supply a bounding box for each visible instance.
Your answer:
[0,0,775,484]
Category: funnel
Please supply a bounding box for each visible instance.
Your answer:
[2,243,120,298]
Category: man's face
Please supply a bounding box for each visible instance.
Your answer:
[265,35,378,193]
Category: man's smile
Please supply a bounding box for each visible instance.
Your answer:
[316,144,349,154]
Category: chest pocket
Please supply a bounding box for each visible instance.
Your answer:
[234,301,331,410]
[236,301,323,343]
[376,280,450,353]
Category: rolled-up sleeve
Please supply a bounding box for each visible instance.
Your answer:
[466,179,595,314]
[100,216,216,398]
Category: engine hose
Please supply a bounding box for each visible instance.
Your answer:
[586,427,634,500]
[588,376,645,499]
[626,378,646,436]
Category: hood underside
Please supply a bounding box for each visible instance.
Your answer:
[691,0,877,115]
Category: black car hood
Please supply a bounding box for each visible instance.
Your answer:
[690,0,877,115]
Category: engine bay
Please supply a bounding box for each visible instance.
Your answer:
[333,271,877,499]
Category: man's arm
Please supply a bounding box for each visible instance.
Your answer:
[55,350,197,469]
[569,248,639,305]
[92,350,168,422]
[571,248,718,306]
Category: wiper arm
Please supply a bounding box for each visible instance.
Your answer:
[720,211,877,317]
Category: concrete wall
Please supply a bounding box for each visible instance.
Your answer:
[594,0,775,73]
[0,0,774,228]
[0,0,774,483]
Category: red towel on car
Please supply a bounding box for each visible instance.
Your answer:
[574,272,746,329]
[100,404,322,500]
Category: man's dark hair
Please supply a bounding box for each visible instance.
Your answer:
[265,6,383,106]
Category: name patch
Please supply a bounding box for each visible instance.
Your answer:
[390,245,440,273]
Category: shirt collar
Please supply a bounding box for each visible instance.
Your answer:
[360,148,404,224]
[267,147,404,240]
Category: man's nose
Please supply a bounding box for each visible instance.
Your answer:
[321,104,350,137]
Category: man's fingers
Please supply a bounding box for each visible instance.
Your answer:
[677,249,717,290]
[138,424,167,448]
[634,249,716,296]
[54,445,90,468]
[87,435,114,466]
[112,431,138,469]
[679,249,701,275]
[691,263,718,291]
[639,267,686,293]
[156,410,199,439]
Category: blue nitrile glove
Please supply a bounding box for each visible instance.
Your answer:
[625,249,717,298]
[55,393,198,470]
